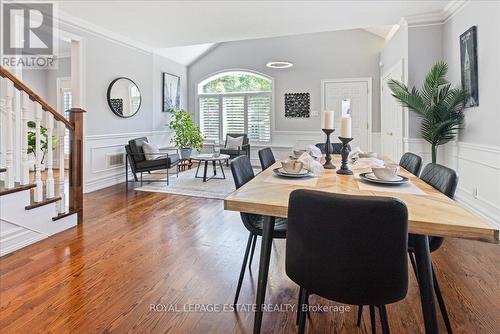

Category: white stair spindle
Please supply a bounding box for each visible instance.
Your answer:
[57,122,66,213]
[20,92,31,185]
[45,113,54,198]
[34,103,43,202]
[4,78,15,189]
[0,79,6,181]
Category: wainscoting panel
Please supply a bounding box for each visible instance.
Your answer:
[84,130,173,193]
[404,138,499,228]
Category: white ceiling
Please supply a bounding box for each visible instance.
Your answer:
[58,0,453,64]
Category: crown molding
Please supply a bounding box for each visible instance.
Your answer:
[56,9,155,55]
[405,0,470,27]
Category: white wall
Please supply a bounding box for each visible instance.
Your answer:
[188,29,385,149]
[54,22,187,192]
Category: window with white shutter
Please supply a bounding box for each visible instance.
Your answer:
[198,71,272,143]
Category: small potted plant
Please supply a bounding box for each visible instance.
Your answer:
[168,110,204,159]
[27,121,58,170]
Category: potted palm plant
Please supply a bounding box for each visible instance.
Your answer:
[388,62,467,163]
[168,110,204,159]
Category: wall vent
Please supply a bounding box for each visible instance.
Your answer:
[106,153,125,167]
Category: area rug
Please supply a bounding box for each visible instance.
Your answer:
[134,165,243,200]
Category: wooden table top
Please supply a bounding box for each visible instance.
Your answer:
[224,157,499,244]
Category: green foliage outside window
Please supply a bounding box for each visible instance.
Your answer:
[201,73,271,93]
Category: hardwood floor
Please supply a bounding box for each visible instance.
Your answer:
[1,184,499,333]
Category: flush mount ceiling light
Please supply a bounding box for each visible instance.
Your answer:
[266,61,293,69]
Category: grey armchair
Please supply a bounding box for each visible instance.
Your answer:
[220,133,250,165]
[125,137,179,189]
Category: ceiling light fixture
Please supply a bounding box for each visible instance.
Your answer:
[266,61,293,69]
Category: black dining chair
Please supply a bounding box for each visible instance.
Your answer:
[408,163,458,334]
[258,147,276,170]
[399,152,423,177]
[315,142,349,155]
[230,156,288,306]
[286,189,408,334]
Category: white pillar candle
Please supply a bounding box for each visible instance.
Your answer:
[323,110,334,129]
[340,116,352,138]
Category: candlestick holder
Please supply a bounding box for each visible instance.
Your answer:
[337,137,353,175]
[322,128,336,169]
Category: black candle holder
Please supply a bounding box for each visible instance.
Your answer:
[322,128,336,169]
[336,137,353,175]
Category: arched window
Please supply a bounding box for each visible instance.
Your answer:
[198,71,272,143]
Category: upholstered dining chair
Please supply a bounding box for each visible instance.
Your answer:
[315,142,350,155]
[408,163,458,334]
[399,152,423,176]
[258,147,276,170]
[230,156,288,306]
[286,189,408,334]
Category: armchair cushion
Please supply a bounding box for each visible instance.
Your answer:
[135,153,179,171]
[142,142,160,160]
[226,135,244,149]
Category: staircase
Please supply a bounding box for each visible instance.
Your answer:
[0,66,84,256]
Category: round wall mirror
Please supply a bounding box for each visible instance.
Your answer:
[107,77,141,118]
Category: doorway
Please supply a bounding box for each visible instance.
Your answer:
[380,60,404,162]
[321,78,372,150]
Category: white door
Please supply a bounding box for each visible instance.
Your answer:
[381,61,404,162]
[322,80,370,150]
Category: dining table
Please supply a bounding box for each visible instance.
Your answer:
[223,155,499,334]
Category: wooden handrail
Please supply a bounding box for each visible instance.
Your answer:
[0,65,75,131]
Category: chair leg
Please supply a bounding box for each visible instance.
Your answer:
[233,232,254,307]
[432,265,453,334]
[379,305,390,334]
[167,168,169,186]
[409,251,419,282]
[248,234,257,269]
[296,286,303,325]
[369,305,376,334]
[357,305,363,326]
[298,288,308,334]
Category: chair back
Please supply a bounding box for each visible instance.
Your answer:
[128,137,148,162]
[230,156,255,189]
[258,148,276,170]
[399,152,422,176]
[315,142,349,154]
[420,163,458,199]
[225,133,249,147]
[419,163,458,251]
[286,189,408,306]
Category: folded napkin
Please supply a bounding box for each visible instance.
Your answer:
[307,144,323,161]
[348,146,363,161]
[298,152,324,176]
[351,157,385,170]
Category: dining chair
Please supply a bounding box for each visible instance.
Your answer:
[229,156,288,306]
[399,152,422,177]
[286,189,408,334]
[258,147,276,170]
[408,163,458,334]
[315,142,350,155]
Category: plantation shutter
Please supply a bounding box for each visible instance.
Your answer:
[199,97,220,141]
[62,89,72,155]
[222,96,245,139]
[247,95,271,142]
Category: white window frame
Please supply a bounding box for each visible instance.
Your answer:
[196,69,274,144]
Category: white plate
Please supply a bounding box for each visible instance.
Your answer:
[359,172,409,185]
[273,168,312,178]
[364,173,403,182]
[278,168,309,175]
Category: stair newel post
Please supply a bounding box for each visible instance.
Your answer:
[45,113,55,198]
[20,92,31,185]
[57,122,66,214]
[69,108,85,223]
[3,78,15,189]
[34,102,44,202]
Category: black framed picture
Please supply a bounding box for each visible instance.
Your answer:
[162,72,181,112]
[460,26,479,107]
[284,93,310,118]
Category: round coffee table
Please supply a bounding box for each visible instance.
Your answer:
[191,154,230,182]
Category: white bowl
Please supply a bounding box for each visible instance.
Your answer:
[371,165,399,180]
[281,160,304,174]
